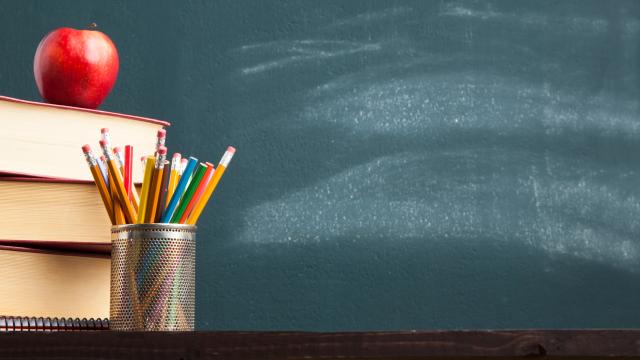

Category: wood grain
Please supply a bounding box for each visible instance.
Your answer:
[0,330,639,359]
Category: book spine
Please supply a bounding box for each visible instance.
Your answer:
[0,316,109,331]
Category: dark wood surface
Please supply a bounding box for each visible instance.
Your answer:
[0,330,639,359]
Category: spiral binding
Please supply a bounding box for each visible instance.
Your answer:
[0,316,109,331]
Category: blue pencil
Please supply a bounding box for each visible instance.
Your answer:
[161,156,198,222]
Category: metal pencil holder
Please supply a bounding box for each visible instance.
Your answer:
[110,223,196,331]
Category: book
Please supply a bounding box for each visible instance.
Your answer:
[0,178,133,246]
[0,95,169,182]
[0,246,109,319]
[0,316,109,331]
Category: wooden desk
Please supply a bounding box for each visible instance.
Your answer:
[0,330,638,359]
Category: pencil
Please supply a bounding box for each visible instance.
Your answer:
[100,128,112,149]
[124,145,138,205]
[154,129,166,158]
[143,162,158,222]
[170,163,208,223]
[113,146,124,173]
[123,145,140,212]
[100,140,137,224]
[102,143,124,224]
[110,172,125,225]
[98,155,109,187]
[167,153,181,203]
[180,158,188,175]
[177,162,214,224]
[186,146,235,225]
[155,161,171,222]
[123,145,133,199]
[161,156,198,223]
[137,156,155,224]
[112,146,130,221]
[82,145,115,225]
[100,155,117,222]
[145,146,167,223]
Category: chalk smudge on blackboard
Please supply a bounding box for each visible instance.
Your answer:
[321,6,413,31]
[440,3,608,33]
[238,40,382,75]
[230,5,640,273]
[241,148,640,271]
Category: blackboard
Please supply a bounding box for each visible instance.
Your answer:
[2,0,640,330]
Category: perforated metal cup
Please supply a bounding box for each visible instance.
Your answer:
[110,223,196,331]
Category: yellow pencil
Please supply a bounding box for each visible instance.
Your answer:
[111,146,127,224]
[146,146,167,223]
[167,153,181,206]
[82,145,115,225]
[100,140,136,224]
[110,172,125,225]
[137,156,155,224]
[186,146,235,225]
[100,140,137,224]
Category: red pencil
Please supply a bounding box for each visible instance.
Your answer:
[124,145,133,199]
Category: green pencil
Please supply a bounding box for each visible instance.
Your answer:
[170,163,207,223]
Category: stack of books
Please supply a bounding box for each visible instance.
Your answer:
[0,95,168,321]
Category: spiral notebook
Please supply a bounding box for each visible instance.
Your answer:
[0,316,109,331]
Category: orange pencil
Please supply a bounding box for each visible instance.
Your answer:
[99,155,115,223]
[110,172,125,225]
[111,147,126,224]
[145,146,167,223]
[82,145,115,225]
[100,140,137,224]
[186,146,235,225]
[178,162,214,223]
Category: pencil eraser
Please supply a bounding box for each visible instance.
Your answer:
[82,144,91,153]
[99,139,107,147]
[113,146,122,154]
[157,129,166,138]
[172,153,181,158]
[100,128,109,134]
[181,158,188,164]
[100,155,106,161]
[227,146,236,154]
[157,146,167,155]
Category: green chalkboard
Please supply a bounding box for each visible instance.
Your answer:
[2,0,640,330]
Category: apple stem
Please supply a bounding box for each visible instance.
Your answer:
[88,22,98,29]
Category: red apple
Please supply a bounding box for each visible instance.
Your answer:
[34,26,119,109]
